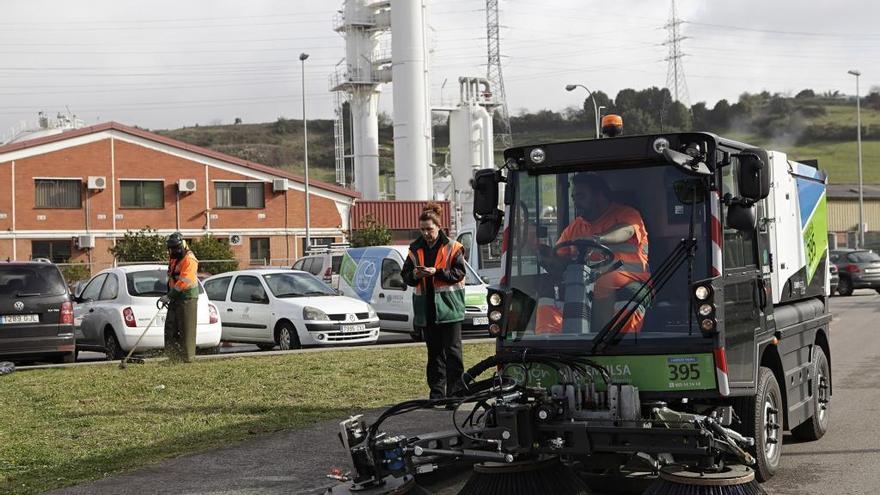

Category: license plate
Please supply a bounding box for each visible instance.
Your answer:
[342,324,366,333]
[1,314,39,324]
[472,317,489,326]
[865,268,880,274]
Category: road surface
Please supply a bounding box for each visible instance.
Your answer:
[46,292,880,494]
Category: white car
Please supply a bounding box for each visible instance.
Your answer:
[203,269,380,349]
[73,265,222,359]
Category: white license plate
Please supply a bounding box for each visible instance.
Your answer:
[1,314,39,324]
[865,268,880,274]
[342,324,366,333]
[472,317,489,326]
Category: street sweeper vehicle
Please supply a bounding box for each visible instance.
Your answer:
[326,129,832,495]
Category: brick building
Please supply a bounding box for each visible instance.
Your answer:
[0,122,358,273]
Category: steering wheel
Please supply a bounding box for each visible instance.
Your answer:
[555,238,616,269]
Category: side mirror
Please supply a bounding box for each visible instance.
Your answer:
[727,201,757,231]
[737,149,770,200]
[476,217,502,245]
[472,169,500,218]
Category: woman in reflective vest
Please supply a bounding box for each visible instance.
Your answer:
[401,203,466,400]
[159,232,200,362]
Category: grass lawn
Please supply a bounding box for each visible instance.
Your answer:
[0,343,494,495]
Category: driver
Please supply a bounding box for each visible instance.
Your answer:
[536,172,650,334]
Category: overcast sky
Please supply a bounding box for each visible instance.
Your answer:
[1,0,878,137]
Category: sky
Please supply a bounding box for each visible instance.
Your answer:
[1,0,878,138]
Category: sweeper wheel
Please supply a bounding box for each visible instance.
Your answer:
[644,464,767,495]
[458,456,590,495]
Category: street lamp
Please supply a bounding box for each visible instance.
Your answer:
[566,83,600,139]
[598,105,607,131]
[848,69,864,247]
[300,52,311,253]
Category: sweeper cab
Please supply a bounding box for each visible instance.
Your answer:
[327,127,832,495]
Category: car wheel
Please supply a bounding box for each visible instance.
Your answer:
[792,346,831,441]
[410,328,424,342]
[837,277,853,296]
[256,343,276,351]
[104,329,125,360]
[734,367,783,482]
[276,322,301,351]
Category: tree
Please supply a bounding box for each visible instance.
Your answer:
[109,228,166,263]
[234,117,243,125]
[189,235,238,275]
[351,214,392,247]
[795,89,816,99]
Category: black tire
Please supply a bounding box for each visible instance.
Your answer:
[411,328,424,342]
[791,346,831,441]
[256,343,276,351]
[104,329,126,360]
[276,321,301,350]
[837,277,853,296]
[734,367,783,482]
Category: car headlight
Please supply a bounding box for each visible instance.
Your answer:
[303,306,329,321]
[694,286,711,301]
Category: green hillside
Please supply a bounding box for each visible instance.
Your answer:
[156,90,880,188]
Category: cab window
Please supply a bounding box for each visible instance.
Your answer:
[381,259,406,290]
[721,158,757,270]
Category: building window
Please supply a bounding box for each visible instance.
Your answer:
[35,179,81,209]
[303,237,335,254]
[214,182,264,208]
[250,238,270,265]
[120,180,164,208]
[31,240,72,263]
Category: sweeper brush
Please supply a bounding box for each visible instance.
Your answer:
[458,456,590,495]
[643,465,766,495]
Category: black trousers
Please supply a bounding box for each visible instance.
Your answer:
[423,321,464,399]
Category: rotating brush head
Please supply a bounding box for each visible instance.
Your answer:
[457,456,590,495]
[644,464,766,495]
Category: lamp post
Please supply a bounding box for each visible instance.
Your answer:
[565,83,599,139]
[848,69,864,248]
[598,105,607,133]
[300,52,311,253]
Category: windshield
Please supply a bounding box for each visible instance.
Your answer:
[849,251,880,263]
[464,262,483,286]
[0,265,67,297]
[262,272,335,297]
[504,164,711,346]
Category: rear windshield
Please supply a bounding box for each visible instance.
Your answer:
[848,251,880,263]
[0,265,67,298]
[126,269,204,297]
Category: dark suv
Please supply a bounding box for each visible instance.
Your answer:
[0,262,75,363]
[831,249,880,296]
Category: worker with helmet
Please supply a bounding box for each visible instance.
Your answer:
[159,232,200,362]
[535,170,651,335]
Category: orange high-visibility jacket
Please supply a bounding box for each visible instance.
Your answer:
[168,250,199,299]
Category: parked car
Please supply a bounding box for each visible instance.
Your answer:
[0,262,75,363]
[831,249,880,296]
[292,253,344,289]
[203,268,379,350]
[335,246,489,340]
[73,265,222,359]
[829,263,839,295]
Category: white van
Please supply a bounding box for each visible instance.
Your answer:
[337,246,489,339]
[454,223,503,285]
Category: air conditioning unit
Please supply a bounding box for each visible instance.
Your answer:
[273,178,289,192]
[178,178,197,192]
[228,234,243,246]
[87,176,106,190]
[75,234,96,249]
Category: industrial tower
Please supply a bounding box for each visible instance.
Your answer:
[486,0,513,150]
[663,0,690,107]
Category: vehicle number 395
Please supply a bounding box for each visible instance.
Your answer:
[668,364,701,381]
